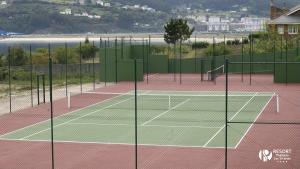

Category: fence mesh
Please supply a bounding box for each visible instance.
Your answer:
[0,40,299,169]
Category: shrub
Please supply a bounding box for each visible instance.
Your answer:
[8,47,28,66]
[204,44,232,56]
[192,41,209,49]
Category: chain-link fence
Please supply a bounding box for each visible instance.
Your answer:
[0,38,299,169]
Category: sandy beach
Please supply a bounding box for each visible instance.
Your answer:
[0,33,246,44]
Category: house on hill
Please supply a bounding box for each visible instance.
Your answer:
[268,1,300,38]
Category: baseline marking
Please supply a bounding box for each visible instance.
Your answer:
[0,138,236,149]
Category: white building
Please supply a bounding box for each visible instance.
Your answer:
[60,8,72,15]
[208,16,221,23]
[78,0,85,5]
[96,0,104,6]
[207,23,230,32]
[0,1,7,6]
[104,2,111,7]
[241,17,268,32]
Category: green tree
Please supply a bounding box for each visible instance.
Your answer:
[52,47,79,64]
[0,54,4,67]
[32,48,49,65]
[164,18,194,45]
[8,47,28,66]
[76,43,98,60]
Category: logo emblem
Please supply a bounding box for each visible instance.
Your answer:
[259,149,273,162]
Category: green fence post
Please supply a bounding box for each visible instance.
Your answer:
[65,43,68,96]
[194,35,197,73]
[99,38,102,82]
[115,38,118,83]
[297,39,299,56]
[200,58,204,81]
[273,39,276,82]
[42,74,45,103]
[225,59,229,169]
[30,44,33,107]
[173,43,176,82]
[134,59,138,169]
[93,41,96,90]
[146,40,149,84]
[241,37,244,82]
[250,35,253,85]
[224,34,226,62]
[104,40,107,86]
[212,37,216,82]
[281,35,283,60]
[179,40,182,84]
[48,55,55,169]
[168,44,170,73]
[121,37,124,59]
[142,38,145,73]
[37,75,40,105]
[286,38,288,86]
[80,42,83,92]
[8,47,12,113]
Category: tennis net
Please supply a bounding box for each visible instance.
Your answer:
[207,65,225,81]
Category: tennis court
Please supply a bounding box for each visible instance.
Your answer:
[0,90,277,148]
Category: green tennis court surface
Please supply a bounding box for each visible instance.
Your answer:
[0,90,276,148]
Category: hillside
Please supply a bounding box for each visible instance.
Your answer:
[0,0,299,34]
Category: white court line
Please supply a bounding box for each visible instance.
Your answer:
[0,91,132,138]
[0,138,236,149]
[234,93,275,149]
[202,93,258,147]
[68,122,222,129]
[141,99,191,126]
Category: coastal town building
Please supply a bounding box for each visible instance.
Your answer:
[268,1,300,37]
